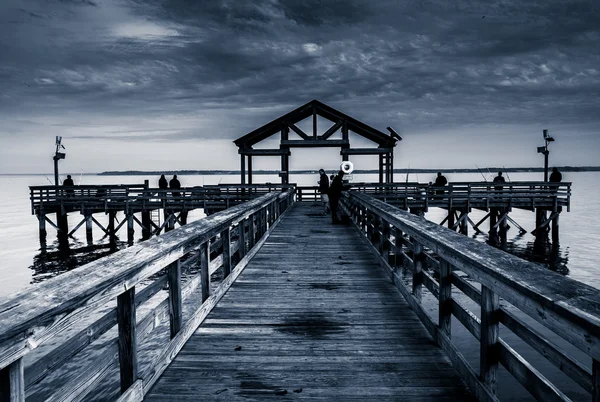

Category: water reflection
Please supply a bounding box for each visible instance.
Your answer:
[483,233,570,275]
[30,238,124,283]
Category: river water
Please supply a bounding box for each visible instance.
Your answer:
[0,171,599,400]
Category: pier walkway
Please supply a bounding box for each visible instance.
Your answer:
[146,202,472,401]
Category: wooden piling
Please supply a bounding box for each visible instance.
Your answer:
[489,209,498,245]
[552,208,560,244]
[117,287,138,394]
[38,212,47,243]
[85,213,93,245]
[447,209,455,231]
[141,211,151,240]
[460,210,468,235]
[127,213,134,245]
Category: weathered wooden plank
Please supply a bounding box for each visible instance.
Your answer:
[439,260,452,336]
[116,379,143,402]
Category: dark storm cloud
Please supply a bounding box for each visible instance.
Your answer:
[0,0,599,146]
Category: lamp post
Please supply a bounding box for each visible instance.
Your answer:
[53,136,66,186]
[536,129,554,182]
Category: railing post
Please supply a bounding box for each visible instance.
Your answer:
[593,359,600,402]
[0,358,25,402]
[248,214,255,248]
[381,219,390,261]
[480,285,500,394]
[366,211,374,242]
[117,287,138,394]
[412,241,423,301]
[222,227,231,278]
[394,227,404,269]
[238,219,246,259]
[439,260,452,336]
[168,259,182,339]
[200,241,210,302]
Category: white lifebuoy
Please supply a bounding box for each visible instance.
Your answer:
[340,161,354,174]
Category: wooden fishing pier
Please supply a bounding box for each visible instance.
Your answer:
[2,100,590,401]
[2,189,599,401]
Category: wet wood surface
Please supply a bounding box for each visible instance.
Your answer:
[146,202,473,401]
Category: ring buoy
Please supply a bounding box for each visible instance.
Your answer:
[340,161,354,174]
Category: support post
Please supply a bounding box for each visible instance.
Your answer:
[108,211,116,239]
[480,285,500,394]
[57,212,69,237]
[127,212,134,245]
[439,260,452,336]
[179,210,188,226]
[168,260,182,339]
[489,209,498,245]
[141,211,151,240]
[248,214,255,248]
[378,154,384,184]
[38,212,47,243]
[248,156,253,185]
[593,359,600,402]
[394,227,404,269]
[460,211,468,235]
[341,122,349,162]
[222,227,231,278]
[240,154,246,185]
[238,219,246,260]
[0,358,25,402]
[447,209,455,231]
[85,212,93,245]
[117,287,137,394]
[200,241,210,302]
[552,210,560,244]
[381,219,390,263]
[412,242,423,302]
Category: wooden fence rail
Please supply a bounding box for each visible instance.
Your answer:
[340,191,599,402]
[0,189,295,401]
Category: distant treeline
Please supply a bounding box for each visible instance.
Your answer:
[98,166,600,176]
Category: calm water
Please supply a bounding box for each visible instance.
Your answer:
[0,172,599,400]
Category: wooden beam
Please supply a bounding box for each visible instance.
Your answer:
[238,149,289,156]
[320,121,343,140]
[281,139,349,148]
[287,122,310,140]
[117,287,138,394]
[340,147,393,155]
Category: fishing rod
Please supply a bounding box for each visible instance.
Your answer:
[44,175,54,185]
[474,165,488,182]
[503,166,512,182]
[78,169,84,185]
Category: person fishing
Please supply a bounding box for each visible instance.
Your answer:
[328,170,345,224]
[170,175,181,198]
[433,172,447,198]
[318,169,330,215]
[63,174,75,197]
[158,174,168,189]
[493,171,506,191]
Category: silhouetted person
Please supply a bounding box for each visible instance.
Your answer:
[550,167,562,183]
[493,171,506,191]
[434,172,447,197]
[328,170,345,224]
[63,174,74,197]
[158,174,168,189]
[318,169,330,215]
[170,175,181,198]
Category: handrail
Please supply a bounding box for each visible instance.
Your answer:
[341,191,597,402]
[0,189,295,400]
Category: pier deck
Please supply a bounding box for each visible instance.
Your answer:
[146,202,473,401]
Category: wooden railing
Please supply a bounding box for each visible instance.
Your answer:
[30,184,295,213]
[340,191,599,402]
[1,189,294,401]
[296,181,571,211]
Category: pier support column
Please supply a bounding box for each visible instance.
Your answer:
[499,209,508,246]
[85,213,93,245]
[552,211,560,244]
[179,210,188,226]
[447,209,455,232]
[489,209,498,245]
[141,211,151,240]
[460,210,468,235]
[535,209,548,235]
[57,212,69,238]
[38,212,47,245]
[127,212,134,245]
[108,212,117,246]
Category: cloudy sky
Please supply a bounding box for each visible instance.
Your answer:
[1,0,599,174]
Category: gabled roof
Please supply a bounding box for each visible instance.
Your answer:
[234,100,396,149]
